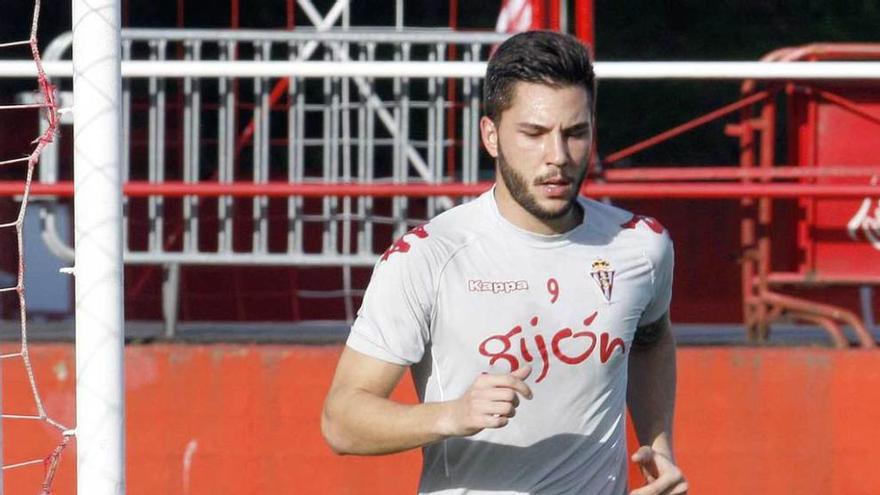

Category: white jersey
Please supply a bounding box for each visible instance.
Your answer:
[347,189,674,495]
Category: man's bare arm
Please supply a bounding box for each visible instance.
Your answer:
[627,312,676,455]
[321,347,532,456]
[627,313,688,494]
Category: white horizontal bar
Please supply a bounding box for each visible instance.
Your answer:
[121,27,511,44]
[1,414,42,420]
[2,459,45,471]
[123,61,485,78]
[598,61,880,80]
[0,40,30,49]
[1,60,61,76]
[0,103,50,110]
[3,60,880,80]
[0,157,29,166]
[123,252,381,266]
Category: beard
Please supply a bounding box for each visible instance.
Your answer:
[496,144,587,221]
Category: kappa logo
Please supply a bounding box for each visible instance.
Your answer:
[468,279,529,294]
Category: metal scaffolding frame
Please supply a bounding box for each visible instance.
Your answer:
[31,26,508,334]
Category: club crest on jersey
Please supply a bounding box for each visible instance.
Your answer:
[590,258,614,302]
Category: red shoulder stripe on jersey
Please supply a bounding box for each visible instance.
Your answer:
[620,214,665,234]
[380,224,430,261]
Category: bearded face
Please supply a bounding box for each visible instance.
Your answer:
[497,139,588,221]
[481,82,593,233]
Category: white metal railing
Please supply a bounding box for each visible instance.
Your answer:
[26,28,510,269]
[5,28,511,334]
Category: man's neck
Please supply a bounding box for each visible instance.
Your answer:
[493,186,583,235]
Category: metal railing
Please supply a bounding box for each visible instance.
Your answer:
[28,28,509,334]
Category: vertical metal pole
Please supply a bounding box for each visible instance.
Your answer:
[341,37,353,320]
[322,50,334,252]
[288,47,305,255]
[183,40,201,254]
[574,0,595,46]
[531,0,546,29]
[392,44,403,236]
[559,0,568,33]
[156,41,167,252]
[756,97,776,341]
[468,44,480,183]
[365,42,376,252]
[72,0,125,494]
[329,57,340,254]
[738,103,757,340]
[861,286,876,333]
[356,45,367,254]
[446,0,458,181]
[219,41,236,253]
[148,40,167,255]
[461,48,472,186]
[400,42,411,227]
[548,0,561,31]
[147,41,159,251]
[427,46,438,218]
[253,41,270,254]
[122,40,132,255]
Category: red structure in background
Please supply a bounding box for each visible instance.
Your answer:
[601,44,880,347]
[741,44,880,347]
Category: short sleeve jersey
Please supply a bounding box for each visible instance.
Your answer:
[347,189,674,495]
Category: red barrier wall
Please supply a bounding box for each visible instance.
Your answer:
[4,344,879,494]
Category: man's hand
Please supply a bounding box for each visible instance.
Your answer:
[437,366,533,437]
[629,446,688,495]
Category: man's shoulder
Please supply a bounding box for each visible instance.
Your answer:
[426,195,489,240]
[581,197,633,228]
[377,195,488,268]
[582,197,673,252]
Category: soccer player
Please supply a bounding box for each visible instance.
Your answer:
[322,31,688,495]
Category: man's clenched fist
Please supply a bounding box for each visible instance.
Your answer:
[437,366,533,438]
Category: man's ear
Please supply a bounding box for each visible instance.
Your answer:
[479,116,499,158]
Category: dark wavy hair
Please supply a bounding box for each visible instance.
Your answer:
[484,31,595,122]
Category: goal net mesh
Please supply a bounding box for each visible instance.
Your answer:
[0,0,73,493]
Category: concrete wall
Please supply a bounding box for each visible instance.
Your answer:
[4,344,878,494]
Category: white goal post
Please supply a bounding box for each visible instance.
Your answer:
[71,0,125,494]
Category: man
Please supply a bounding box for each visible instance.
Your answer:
[322,31,688,495]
